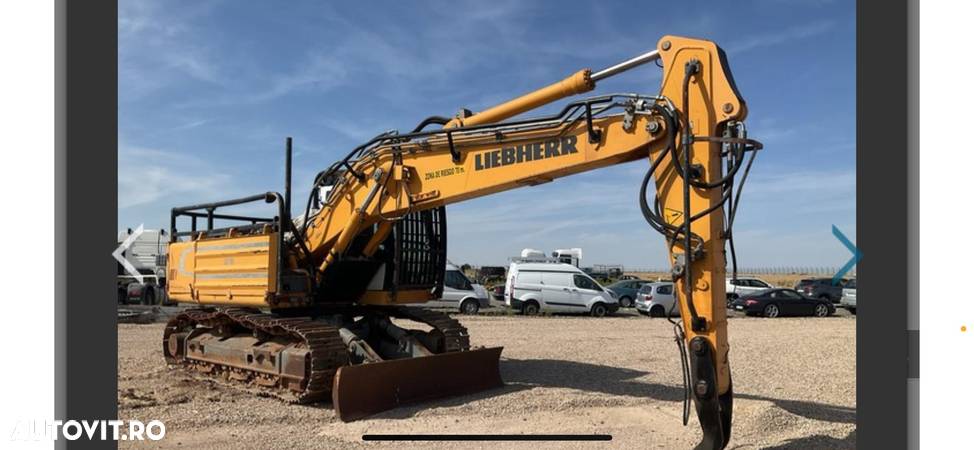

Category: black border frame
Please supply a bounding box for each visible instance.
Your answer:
[53,0,920,448]
[858,0,913,448]
[56,1,118,449]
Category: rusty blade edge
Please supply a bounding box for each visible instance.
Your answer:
[332,347,504,422]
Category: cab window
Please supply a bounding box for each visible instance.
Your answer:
[656,284,673,295]
[444,270,471,290]
[573,274,601,291]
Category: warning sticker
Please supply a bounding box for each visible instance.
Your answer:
[663,207,684,225]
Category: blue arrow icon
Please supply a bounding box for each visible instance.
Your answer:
[832,225,861,285]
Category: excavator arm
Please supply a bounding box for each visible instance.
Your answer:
[295,35,758,448]
[165,35,760,449]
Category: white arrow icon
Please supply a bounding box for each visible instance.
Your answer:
[113,224,145,284]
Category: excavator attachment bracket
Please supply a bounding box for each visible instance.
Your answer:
[688,336,732,449]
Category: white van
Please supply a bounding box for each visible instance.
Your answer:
[505,262,619,317]
[409,264,490,314]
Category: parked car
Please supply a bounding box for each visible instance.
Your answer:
[478,265,507,284]
[492,285,505,301]
[795,277,849,303]
[840,279,857,314]
[505,262,619,317]
[410,264,490,314]
[635,282,679,317]
[730,288,835,318]
[725,277,774,303]
[581,265,624,283]
[606,279,653,308]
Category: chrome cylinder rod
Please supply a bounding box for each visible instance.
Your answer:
[590,49,661,82]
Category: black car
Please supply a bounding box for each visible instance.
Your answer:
[730,288,835,318]
[795,277,848,303]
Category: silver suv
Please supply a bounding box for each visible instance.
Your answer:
[635,282,678,317]
[725,277,774,304]
[408,264,490,314]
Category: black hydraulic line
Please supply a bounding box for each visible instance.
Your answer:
[411,116,450,133]
[298,94,640,246]
[674,324,692,425]
[727,138,758,231]
[300,186,315,237]
[642,101,759,291]
[672,134,744,190]
[665,139,758,238]
[725,132,757,287]
[339,95,621,167]
[728,233,740,284]
[637,104,706,253]
[638,115,676,236]
[687,182,734,222]
[649,63,701,429]
[724,133,740,285]
[638,106,678,227]
[287,220,321,285]
[584,102,601,143]
[300,167,334,237]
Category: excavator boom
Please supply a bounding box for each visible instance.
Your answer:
[164,35,761,449]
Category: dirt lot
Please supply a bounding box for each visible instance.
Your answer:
[119,311,855,449]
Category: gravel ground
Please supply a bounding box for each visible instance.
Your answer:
[118,310,855,449]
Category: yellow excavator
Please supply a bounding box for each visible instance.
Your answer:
[162,35,761,449]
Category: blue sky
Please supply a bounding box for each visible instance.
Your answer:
[118,0,856,269]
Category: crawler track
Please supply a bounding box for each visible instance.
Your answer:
[162,306,471,403]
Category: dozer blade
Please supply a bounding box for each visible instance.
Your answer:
[332,346,503,421]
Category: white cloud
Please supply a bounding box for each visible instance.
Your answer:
[744,167,855,199]
[727,20,836,54]
[169,119,210,132]
[118,0,224,101]
[241,51,350,103]
[117,143,234,209]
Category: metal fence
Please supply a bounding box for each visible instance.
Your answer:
[460,263,854,277]
[625,266,854,276]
